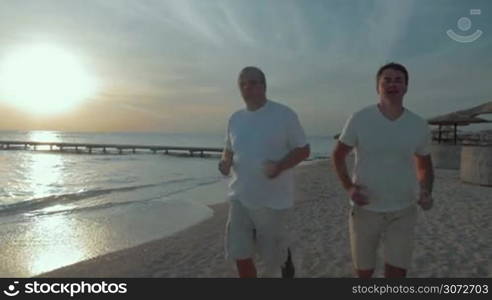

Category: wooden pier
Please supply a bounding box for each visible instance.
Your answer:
[0,140,223,157]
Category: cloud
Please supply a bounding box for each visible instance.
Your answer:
[0,0,491,135]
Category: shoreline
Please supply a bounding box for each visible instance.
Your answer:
[41,159,491,277]
[39,160,330,278]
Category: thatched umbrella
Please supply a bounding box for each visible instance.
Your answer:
[428,114,491,144]
[455,101,492,116]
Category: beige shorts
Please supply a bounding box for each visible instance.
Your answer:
[225,200,290,273]
[349,204,418,270]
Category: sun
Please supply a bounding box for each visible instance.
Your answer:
[0,44,99,115]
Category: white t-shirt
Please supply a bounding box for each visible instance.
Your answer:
[225,100,308,209]
[339,104,431,212]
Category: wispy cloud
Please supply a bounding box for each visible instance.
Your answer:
[0,0,491,134]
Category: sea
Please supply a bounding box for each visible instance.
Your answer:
[0,130,335,276]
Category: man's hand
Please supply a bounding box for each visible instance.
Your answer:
[348,184,370,206]
[263,161,282,179]
[218,159,233,176]
[418,190,433,211]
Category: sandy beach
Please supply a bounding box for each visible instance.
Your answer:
[41,159,491,278]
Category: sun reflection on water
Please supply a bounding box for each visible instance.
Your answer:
[20,131,90,275]
[25,215,88,275]
[24,131,64,199]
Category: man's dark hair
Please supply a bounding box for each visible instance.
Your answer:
[376,62,409,86]
[238,66,266,87]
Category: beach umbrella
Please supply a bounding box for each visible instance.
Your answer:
[427,101,492,144]
[455,101,492,116]
[428,115,491,144]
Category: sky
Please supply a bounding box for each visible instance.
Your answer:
[0,0,491,136]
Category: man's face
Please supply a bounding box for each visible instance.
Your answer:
[238,71,266,101]
[377,68,408,99]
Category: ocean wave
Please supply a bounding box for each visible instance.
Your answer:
[17,179,221,219]
[0,177,217,217]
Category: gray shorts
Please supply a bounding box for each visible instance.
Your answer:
[225,200,290,274]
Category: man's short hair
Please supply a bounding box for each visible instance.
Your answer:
[376,62,409,85]
[238,66,266,87]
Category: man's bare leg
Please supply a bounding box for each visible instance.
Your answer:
[384,263,406,278]
[356,269,375,278]
[236,258,257,278]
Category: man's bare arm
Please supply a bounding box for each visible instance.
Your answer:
[332,141,354,191]
[264,144,310,178]
[278,144,310,170]
[222,149,233,162]
[219,149,234,176]
[415,154,434,195]
[332,141,369,206]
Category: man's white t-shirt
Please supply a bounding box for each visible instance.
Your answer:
[339,104,431,212]
[225,100,308,210]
